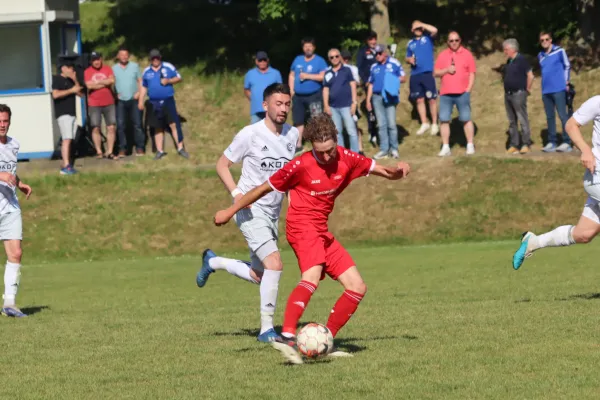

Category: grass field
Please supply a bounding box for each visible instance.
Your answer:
[4,241,600,399]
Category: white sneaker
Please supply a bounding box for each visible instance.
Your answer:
[415,123,430,136]
[438,146,451,157]
[390,150,400,159]
[466,143,475,155]
[373,151,389,160]
[556,143,573,152]
[430,124,440,136]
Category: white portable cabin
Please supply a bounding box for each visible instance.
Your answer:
[0,0,83,160]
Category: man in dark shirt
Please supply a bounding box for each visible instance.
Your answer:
[52,60,82,174]
[503,38,534,154]
[356,31,379,146]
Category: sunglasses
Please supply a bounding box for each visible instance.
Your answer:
[375,52,384,56]
[540,38,551,42]
[329,55,340,59]
[448,39,460,43]
[257,58,268,62]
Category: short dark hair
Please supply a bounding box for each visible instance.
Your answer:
[263,83,291,101]
[539,31,553,38]
[367,31,378,40]
[301,37,315,46]
[0,104,12,120]
[117,45,129,53]
[304,114,337,143]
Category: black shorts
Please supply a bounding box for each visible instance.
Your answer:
[409,73,438,101]
[145,98,179,130]
[292,91,323,126]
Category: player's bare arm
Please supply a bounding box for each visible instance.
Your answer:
[214,181,273,226]
[566,117,595,173]
[371,162,411,180]
[0,172,16,187]
[215,154,250,208]
[15,175,32,199]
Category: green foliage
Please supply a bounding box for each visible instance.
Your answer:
[79,1,123,55]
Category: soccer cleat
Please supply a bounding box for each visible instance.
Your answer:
[430,124,440,136]
[542,143,556,153]
[196,249,216,288]
[466,143,475,155]
[520,145,531,154]
[1,306,27,318]
[373,151,388,160]
[257,328,282,343]
[438,146,451,157]
[272,336,303,365]
[506,146,520,155]
[556,143,573,153]
[416,123,431,136]
[512,231,535,270]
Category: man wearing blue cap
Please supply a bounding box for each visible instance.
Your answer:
[244,51,283,124]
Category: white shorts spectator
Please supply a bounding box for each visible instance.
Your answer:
[0,211,23,241]
[233,207,279,271]
[57,114,77,140]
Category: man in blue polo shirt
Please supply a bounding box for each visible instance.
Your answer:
[538,31,572,153]
[138,49,188,160]
[406,20,439,136]
[244,51,282,124]
[366,44,406,160]
[289,37,328,153]
[323,48,358,152]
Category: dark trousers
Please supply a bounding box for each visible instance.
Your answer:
[117,99,145,151]
[504,91,531,148]
[147,97,184,144]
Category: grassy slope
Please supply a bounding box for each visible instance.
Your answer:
[4,243,600,399]
[20,156,585,263]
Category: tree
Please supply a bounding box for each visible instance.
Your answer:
[368,0,391,44]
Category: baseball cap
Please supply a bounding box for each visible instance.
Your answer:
[90,51,102,60]
[149,49,162,59]
[255,51,268,60]
[340,50,352,59]
[374,44,386,53]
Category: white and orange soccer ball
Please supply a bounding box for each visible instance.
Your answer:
[296,323,334,358]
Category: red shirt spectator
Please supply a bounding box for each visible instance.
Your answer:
[84,62,115,107]
[434,45,476,95]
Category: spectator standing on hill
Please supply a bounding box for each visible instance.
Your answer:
[341,50,365,155]
[434,31,476,157]
[538,32,572,153]
[289,37,328,153]
[366,44,406,160]
[52,60,81,175]
[244,51,283,124]
[84,52,117,159]
[503,39,534,155]
[323,48,358,153]
[406,20,439,136]
[139,49,189,160]
[356,31,379,147]
[112,46,145,157]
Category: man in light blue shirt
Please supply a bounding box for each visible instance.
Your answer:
[112,46,145,157]
[244,51,282,124]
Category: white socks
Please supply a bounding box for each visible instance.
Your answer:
[529,225,575,252]
[259,270,281,334]
[208,256,258,284]
[3,262,20,307]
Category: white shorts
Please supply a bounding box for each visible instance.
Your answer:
[233,206,279,271]
[0,211,22,241]
[582,168,600,224]
[57,114,77,140]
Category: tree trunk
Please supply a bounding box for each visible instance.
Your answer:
[577,0,600,54]
[370,0,390,45]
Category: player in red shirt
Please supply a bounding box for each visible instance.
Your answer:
[214,114,410,363]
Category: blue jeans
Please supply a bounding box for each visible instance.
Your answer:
[542,91,570,145]
[439,92,471,122]
[330,107,359,153]
[372,94,398,153]
[250,112,265,124]
[117,99,144,151]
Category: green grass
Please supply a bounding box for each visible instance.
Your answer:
[4,242,600,399]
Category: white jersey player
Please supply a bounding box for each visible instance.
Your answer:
[196,83,298,342]
[513,95,600,269]
[0,104,33,318]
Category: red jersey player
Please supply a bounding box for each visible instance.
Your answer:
[214,114,410,364]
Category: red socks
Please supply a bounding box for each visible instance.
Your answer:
[282,280,317,337]
[326,290,364,337]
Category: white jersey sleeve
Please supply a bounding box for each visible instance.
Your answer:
[573,96,600,126]
[223,127,253,163]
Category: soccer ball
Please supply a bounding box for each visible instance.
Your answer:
[296,323,334,358]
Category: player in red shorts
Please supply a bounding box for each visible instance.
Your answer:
[214,113,410,364]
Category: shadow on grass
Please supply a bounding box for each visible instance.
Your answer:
[556,292,600,301]
[21,305,50,315]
